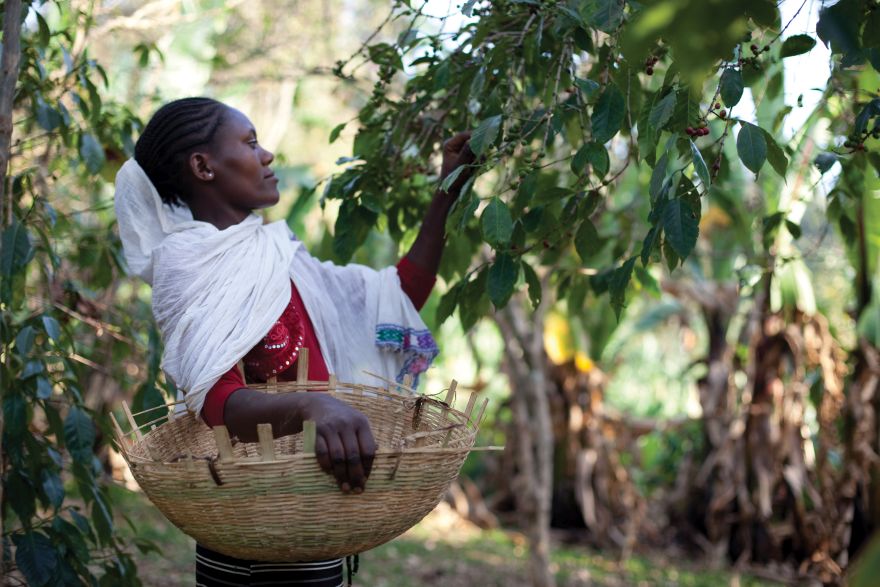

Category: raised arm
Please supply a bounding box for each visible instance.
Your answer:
[403,132,477,274]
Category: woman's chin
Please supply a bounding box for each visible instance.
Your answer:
[257,192,281,210]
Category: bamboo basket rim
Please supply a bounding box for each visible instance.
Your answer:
[111,376,498,466]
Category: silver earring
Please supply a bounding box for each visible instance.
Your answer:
[207,171,214,178]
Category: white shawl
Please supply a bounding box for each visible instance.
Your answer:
[114,159,437,416]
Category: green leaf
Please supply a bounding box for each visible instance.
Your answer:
[333,202,376,262]
[42,315,62,343]
[470,114,503,157]
[815,152,839,174]
[648,91,677,130]
[663,238,680,270]
[737,122,767,175]
[1,217,34,278]
[329,123,346,144]
[79,133,105,174]
[436,284,461,326]
[780,34,817,58]
[521,261,542,309]
[459,270,489,331]
[759,128,789,179]
[591,83,625,144]
[581,0,624,34]
[90,486,114,546]
[571,142,609,178]
[15,325,36,355]
[3,394,27,438]
[446,193,479,233]
[41,469,65,509]
[13,532,57,586]
[575,77,600,98]
[574,220,601,263]
[641,225,661,265]
[22,360,44,379]
[64,406,96,464]
[670,87,701,132]
[440,166,465,193]
[817,0,862,57]
[690,140,711,186]
[36,377,53,400]
[650,153,669,200]
[35,97,62,132]
[488,254,519,308]
[662,198,699,259]
[481,198,514,247]
[609,257,636,320]
[854,99,880,135]
[720,68,744,108]
[35,11,51,47]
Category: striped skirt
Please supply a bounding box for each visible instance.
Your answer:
[195,545,357,586]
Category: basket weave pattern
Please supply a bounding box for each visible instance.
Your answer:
[114,380,482,562]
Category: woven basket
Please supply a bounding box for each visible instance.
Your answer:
[112,371,489,562]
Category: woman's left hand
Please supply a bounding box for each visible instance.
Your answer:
[439,132,477,195]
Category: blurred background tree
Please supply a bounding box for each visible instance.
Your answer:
[1,0,878,585]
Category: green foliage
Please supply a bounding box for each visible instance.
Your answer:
[1,2,160,584]
[321,0,877,333]
[736,121,767,175]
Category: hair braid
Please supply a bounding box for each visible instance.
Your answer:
[135,97,227,207]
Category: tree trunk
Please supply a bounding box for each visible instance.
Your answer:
[0,0,23,225]
[0,0,25,578]
[496,296,555,587]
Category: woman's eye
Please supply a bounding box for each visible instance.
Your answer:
[248,139,258,148]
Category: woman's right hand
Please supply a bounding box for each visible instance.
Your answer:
[300,394,376,494]
[222,388,377,494]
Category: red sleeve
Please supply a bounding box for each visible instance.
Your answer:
[397,256,436,311]
[201,364,246,427]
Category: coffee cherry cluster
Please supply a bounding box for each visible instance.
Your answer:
[686,125,710,137]
[844,140,868,151]
[708,102,728,119]
[644,55,659,76]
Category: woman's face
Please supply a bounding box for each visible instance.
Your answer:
[204,107,280,214]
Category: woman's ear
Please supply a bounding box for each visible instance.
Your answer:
[188,152,215,182]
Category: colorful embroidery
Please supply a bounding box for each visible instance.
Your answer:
[375,323,438,386]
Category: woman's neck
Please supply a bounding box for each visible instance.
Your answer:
[186,197,250,230]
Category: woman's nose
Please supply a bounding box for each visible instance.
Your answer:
[261,147,274,165]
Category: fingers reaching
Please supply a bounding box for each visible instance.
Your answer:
[443,131,471,154]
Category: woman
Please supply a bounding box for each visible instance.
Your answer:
[114,97,474,586]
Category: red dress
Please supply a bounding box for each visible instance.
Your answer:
[200,257,435,426]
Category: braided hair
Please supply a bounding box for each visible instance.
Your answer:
[134,97,228,207]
